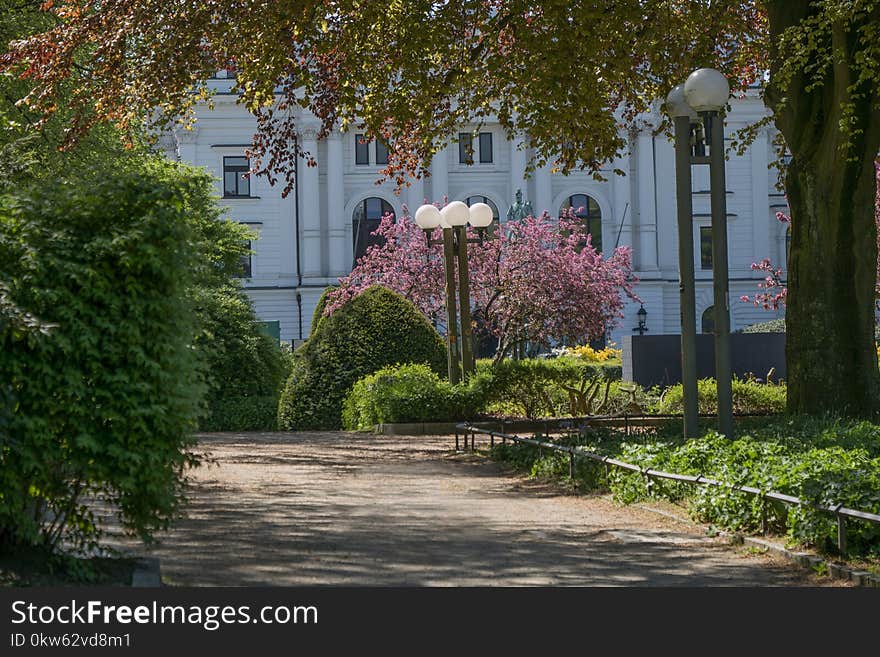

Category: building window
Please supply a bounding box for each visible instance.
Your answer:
[701,306,715,334]
[236,240,252,278]
[700,226,713,270]
[353,197,395,263]
[458,132,494,165]
[560,194,602,252]
[354,134,370,165]
[479,132,493,163]
[375,140,389,165]
[223,156,250,197]
[458,133,474,165]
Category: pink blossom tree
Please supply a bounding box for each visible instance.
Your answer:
[325,207,637,362]
[742,162,880,313]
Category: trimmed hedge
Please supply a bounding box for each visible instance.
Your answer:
[277,286,446,430]
[342,363,488,429]
[310,285,337,336]
[481,357,626,418]
[655,377,786,415]
[195,284,291,432]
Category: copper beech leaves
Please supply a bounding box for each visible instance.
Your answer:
[2,1,767,197]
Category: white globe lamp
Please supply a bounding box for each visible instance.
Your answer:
[414,204,441,230]
[683,68,730,112]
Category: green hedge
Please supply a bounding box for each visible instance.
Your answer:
[310,285,337,336]
[278,286,446,430]
[655,377,786,415]
[194,284,291,431]
[0,160,218,551]
[342,363,488,429]
[480,357,629,418]
[201,395,282,432]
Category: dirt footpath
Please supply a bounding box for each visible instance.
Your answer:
[134,432,840,586]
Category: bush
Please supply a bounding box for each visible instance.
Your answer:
[342,363,487,429]
[655,377,786,415]
[277,286,446,430]
[195,284,291,431]
[310,285,337,335]
[481,357,625,418]
[740,318,786,333]
[0,160,218,551]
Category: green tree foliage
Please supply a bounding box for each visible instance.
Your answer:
[278,286,446,430]
[0,160,214,551]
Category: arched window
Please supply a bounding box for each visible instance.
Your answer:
[353,197,395,263]
[701,306,715,334]
[560,194,602,252]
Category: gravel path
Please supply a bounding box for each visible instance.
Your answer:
[133,432,837,586]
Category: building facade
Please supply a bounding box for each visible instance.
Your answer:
[160,75,788,347]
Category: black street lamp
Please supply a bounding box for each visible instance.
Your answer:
[668,68,734,438]
[414,201,494,384]
[632,304,649,336]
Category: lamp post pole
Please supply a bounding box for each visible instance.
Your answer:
[683,67,734,438]
[415,201,494,383]
[707,111,734,437]
[441,226,461,384]
[667,84,700,439]
[455,227,475,376]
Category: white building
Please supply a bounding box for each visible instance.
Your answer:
[160,75,788,346]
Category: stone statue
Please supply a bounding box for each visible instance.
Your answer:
[506,188,533,223]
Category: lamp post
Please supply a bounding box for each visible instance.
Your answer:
[666,83,700,439]
[414,201,494,383]
[669,67,734,438]
[632,304,649,336]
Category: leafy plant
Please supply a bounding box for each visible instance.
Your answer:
[0,159,224,552]
[342,363,487,429]
[491,417,880,557]
[655,377,786,415]
[277,286,446,430]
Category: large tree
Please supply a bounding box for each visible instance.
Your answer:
[3,1,879,416]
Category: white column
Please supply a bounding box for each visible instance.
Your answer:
[326,129,347,277]
[299,127,322,278]
[750,127,771,268]
[430,145,449,202]
[654,137,677,270]
[611,147,631,249]
[407,175,425,209]
[509,133,529,208]
[636,130,659,271]
[534,160,553,217]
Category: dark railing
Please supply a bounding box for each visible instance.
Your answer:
[455,422,880,556]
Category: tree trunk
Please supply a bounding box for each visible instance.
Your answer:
[784,157,879,416]
[766,3,880,417]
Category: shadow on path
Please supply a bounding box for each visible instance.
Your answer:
[123,432,828,587]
